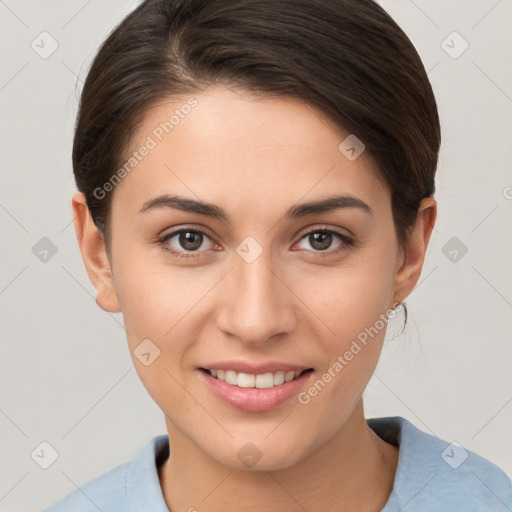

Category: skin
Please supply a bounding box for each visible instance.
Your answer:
[72,85,436,511]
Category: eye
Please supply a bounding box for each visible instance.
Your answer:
[157,225,354,260]
[158,227,217,259]
[294,227,354,254]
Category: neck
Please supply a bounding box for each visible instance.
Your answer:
[158,401,399,512]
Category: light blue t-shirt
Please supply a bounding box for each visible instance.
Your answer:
[41,416,512,511]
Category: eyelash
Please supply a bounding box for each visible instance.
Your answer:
[156,226,355,260]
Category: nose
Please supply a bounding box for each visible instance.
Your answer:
[216,246,297,346]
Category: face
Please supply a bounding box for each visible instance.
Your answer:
[76,85,433,471]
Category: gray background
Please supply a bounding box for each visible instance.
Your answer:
[1,1,511,510]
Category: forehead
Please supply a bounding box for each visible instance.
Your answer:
[112,85,387,217]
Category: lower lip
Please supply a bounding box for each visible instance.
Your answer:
[198,369,313,413]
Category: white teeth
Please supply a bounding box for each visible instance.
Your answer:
[237,373,255,388]
[273,371,285,385]
[255,373,274,389]
[225,370,238,385]
[207,368,308,388]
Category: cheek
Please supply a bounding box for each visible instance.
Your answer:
[298,251,397,342]
[113,257,200,411]
[112,252,219,389]
[113,246,206,336]
[293,268,393,434]
[292,246,397,400]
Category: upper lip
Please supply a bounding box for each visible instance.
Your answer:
[199,361,313,374]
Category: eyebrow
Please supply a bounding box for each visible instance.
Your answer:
[138,193,373,221]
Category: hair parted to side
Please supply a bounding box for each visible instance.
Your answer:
[73,0,441,263]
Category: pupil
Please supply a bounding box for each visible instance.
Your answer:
[310,232,331,251]
[180,231,202,251]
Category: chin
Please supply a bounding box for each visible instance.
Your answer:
[205,434,312,472]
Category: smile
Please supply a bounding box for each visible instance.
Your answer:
[201,368,312,389]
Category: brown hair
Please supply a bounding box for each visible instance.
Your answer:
[73,0,440,261]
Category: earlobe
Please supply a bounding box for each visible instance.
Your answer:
[71,191,122,313]
[392,197,437,305]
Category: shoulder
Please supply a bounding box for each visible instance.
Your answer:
[40,459,130,512]
[40,435,170,512]
[368,416,512,511]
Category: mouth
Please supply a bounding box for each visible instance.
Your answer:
[199,368,314,389]
[197,366,315,412]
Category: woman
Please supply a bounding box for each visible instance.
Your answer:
[42,0,511,510]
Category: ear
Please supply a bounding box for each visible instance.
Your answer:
[392,197,437,305]
[71,191,122,313]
